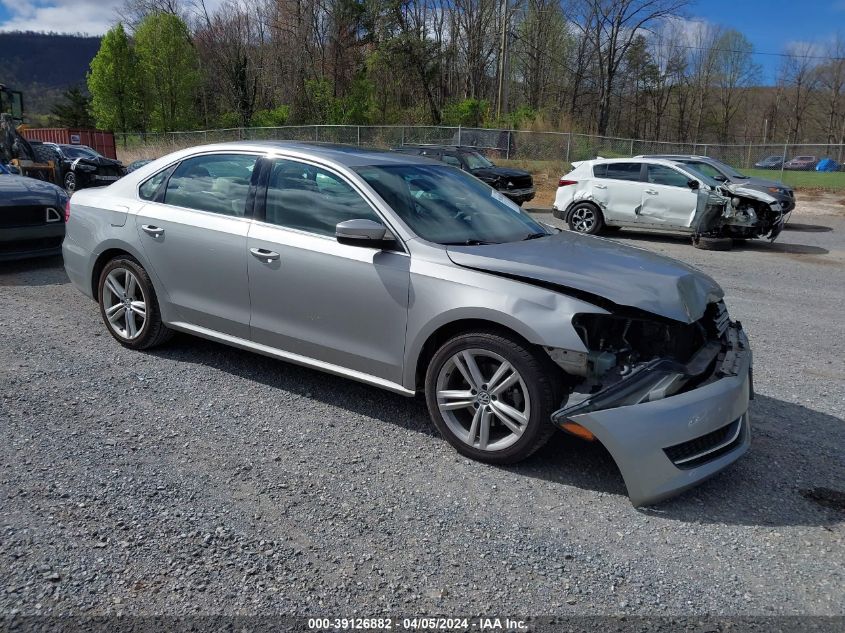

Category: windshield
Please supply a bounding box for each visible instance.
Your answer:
[462,151,494,170]
[679,164,723,189]
[354,164,547,245]
[708,158,746,179]
[62,146,99,159]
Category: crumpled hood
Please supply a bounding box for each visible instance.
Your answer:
[0,174,66,206]
[470,166,532,182]
[722,182,779,205]
[446,232,724,323]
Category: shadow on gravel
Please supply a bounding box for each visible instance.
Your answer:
[645,395,845,527]
[611,231,830,256]
[784,222,833,233]
[146,337,845,525]
[0,255,68,287]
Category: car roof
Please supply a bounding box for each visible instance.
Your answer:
[579,157,689,167]
[635,154,711,161]
[393,144,480,152]
[191,141,439,167]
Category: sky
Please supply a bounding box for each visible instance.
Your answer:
[0,0,843,85]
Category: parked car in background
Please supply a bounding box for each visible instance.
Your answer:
[554,157,786,249]
[754,155,784,169]
[639,154,795,213]
[815,158,841,172]
[30,141,126,193]
[0,170,68,261]
[126,159,153,173]
[783,155,819,171]
[392,145,535,205]
[63,142,752,506]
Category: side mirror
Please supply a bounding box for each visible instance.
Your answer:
[688,179,700,190]
[713,175,727,182]
[336,219,394,248]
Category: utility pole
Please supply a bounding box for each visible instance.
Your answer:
[496,0,509,120]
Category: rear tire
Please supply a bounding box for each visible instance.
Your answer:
[98,256,173,350]
[424,330,561,464]
[567,202,604,235]
[693,236,733,251]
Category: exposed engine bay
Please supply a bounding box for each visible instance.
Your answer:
[547,300,745,416]
[694,184,785,241]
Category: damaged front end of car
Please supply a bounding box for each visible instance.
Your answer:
[547,300,752,506]
[693,184,785,242]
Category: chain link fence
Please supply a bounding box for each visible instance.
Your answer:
[118,125,845,190]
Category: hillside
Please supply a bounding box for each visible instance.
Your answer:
[1,31,101,117]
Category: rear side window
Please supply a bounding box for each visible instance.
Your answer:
[263,159,381,237]
[647,164,691,188]
[163,154,257,216]
[596,162,642,181]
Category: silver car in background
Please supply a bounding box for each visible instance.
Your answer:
[63,142,753,506]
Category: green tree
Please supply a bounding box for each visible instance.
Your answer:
[49,86,94,128]
[87,23,141,136]
[134,13,200,132]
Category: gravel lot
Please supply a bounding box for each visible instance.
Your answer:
[1,210,843,618]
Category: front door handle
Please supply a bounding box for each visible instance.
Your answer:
[250,247,280,262]
[593,183,607,189]
[141,224,165,236]
[645,189,658,195]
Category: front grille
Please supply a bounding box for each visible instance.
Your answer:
[0,236,63,254]
[664,416,744,469]
[505,175,532,190]
[0,206,52,228]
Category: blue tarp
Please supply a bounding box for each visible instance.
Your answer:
[815,158,840,172]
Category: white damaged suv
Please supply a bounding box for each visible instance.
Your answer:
[553,157,785,250]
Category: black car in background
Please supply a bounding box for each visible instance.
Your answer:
[30,142,126,193]
[754,155,785,169]
[0,171,68,261]
[392,145,535,205]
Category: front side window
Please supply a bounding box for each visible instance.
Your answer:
[264,159,381,237]
[462,151,493,170]
[163,153,257,216]
[354,164,547,245]
[686,161,725,180]
[647,164,691,188]
[441,154,462,168]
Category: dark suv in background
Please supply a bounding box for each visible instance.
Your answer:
[392,145,535,205]
[639,154,796,213]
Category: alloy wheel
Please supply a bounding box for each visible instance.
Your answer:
[435,348,531,452]
[571,206,596,232]
[102,268,147,340]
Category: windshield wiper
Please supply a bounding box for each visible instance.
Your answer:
[520,232,548,241]
[441,239,498,246]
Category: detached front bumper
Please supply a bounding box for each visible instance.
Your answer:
[552,324,752,506]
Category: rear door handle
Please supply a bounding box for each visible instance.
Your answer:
[593,183,607,189]
[250,247,280,262]
[645,189,658,195]
[141,224,165,236]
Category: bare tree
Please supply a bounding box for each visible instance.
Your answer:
[778,43,821,143]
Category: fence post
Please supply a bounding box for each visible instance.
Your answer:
[780,142,788,181]
[457,125,462,146]
[629,138,634,157]
[702,145,708,156]
[401,126,405,146]
[565,133,572,164]
[357,126,361,147]
[315,126,319,142]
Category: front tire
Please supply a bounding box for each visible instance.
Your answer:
[567,202,604,234]
[63,171,76,193]
[98,256,172,349]
[424,331,560,464]
[693,236,733,251]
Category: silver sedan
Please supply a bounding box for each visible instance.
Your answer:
[62,142,752,505]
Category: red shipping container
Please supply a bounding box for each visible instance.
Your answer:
[22,128,117,160]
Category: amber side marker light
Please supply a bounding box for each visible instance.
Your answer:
[561,422,596,441]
